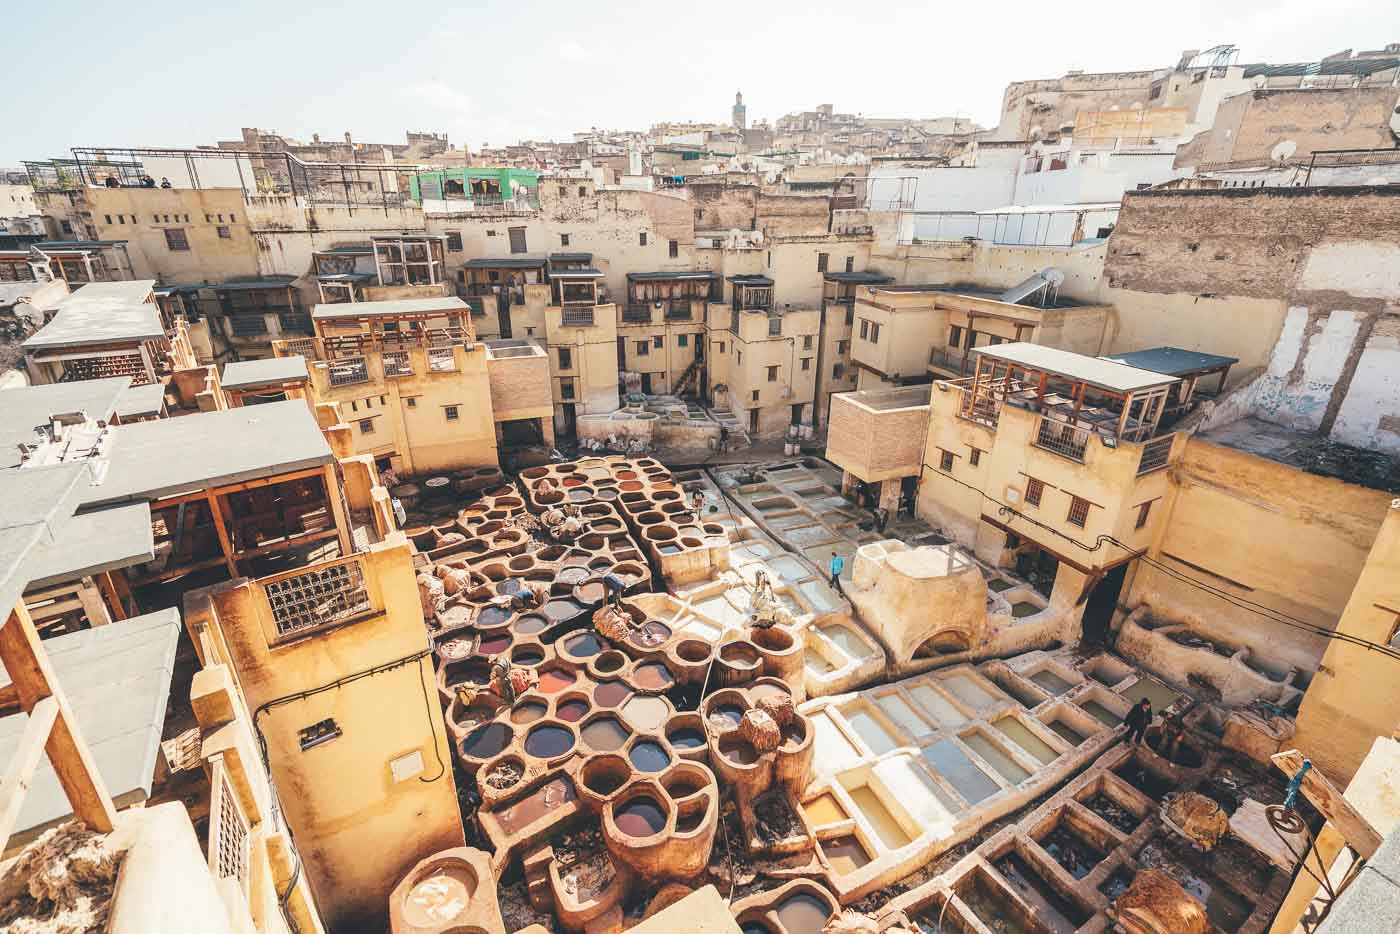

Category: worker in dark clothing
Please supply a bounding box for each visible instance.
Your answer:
[602,571,628,609]
[1123,698,1153,745]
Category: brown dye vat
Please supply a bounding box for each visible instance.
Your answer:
[594,680,633,707]
[561,631,604,658]
[630,621,672,649]
[538,669,577,693]
[557,567,590,585]
[508,555,534,572]
[557,699,589,722]
[821,835,871,874]
[617,470,638,480]
[720,734,759,765]
[632,661,675,691]
[511,646,544,667]
[575,582,606,605]
[775,893,833,934]
[524,723,576,759]
[615,796,667,837]
[460,722,513,761]
[399,862,477,928]
[749,680,791,701]
[543,598,586,622]
[436,636,475,661]
[581,754,631,799]
[443,658,492,689]
[562,476,586,488]
[510,701,549,724]
[478,633,511,655]
[593,651,626,674]
[668,728,706,750]
[619,481,644,492]
[721,643,760,666]
[582,717,630,752]
[496,776,576,835]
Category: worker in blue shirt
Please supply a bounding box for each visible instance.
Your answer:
[828,551,844,592]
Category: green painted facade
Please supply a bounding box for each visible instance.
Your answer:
[409,167,539,202]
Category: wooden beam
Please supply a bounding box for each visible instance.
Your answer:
[0,605,116,841]
[206,492,239,579]
[97,572,129,622]
[324,464,353,558]
[0,696,60,849]
[1271,749,1383,859]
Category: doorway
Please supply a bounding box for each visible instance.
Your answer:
[749,409,759,434]
[790,403,804,426]
[641,373,653,394]
[560,404,577,438]
[1083,562,1129,646]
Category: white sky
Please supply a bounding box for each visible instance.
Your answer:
[4,0,1397,164]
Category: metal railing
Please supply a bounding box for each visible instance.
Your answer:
[228,314,269,337]
[208,757,250,894]
[1137,435,1174,475]
[277,312,312,334]
[327,356,369,386]
[951,383,1000,429]
[623,304,653,324]
[428,347,456,373]
[1033,417,1091,462]
[382,351,413,377]
[561,307,595,327]
[928,347,970,374]
[261,555,373,640]
[279,337,316,359]
[665,301,693,321]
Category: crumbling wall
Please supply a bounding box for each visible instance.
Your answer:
[756,194,831,237]
[1178,87,1400,168]
[691,184,757,231]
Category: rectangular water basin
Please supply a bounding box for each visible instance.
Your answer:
[940,674,1002,713]
[962,731,1031,785]
[911,685,969,730]
[849,785,913,850]
[811,711,864,773]
[820,623,872,660]
[994,850,1092,933]
[844,707,899,755]
[993,717,1058,765]
[877,693,931,738]
[922,739,1000,805]
[1028,669,1074,695]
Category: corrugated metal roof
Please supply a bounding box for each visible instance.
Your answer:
[1100,346,1238,377]
[973,342,1179,393]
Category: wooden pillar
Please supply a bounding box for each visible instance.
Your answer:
[75,579,112,627]
[324,464,353,559]
[1116,391,1133,439]
[96,571,129,622]
[0,603,117,850]
[206,491,239,579]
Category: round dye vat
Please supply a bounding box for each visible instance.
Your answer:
[513,614,548,635]
[557,567,590,585]
[596,488,619,501]
[562,631,603,658]
[543,599,585,622]
[497,578,524,595]
[510,701,548,724]
[614,796,667,837]
[668,728,706,750]
[461,722,511,760]
[512,647,544,666]
[748,682,788,701]
[741,924,775,934]
[630,621,672,648]
[628,741,671,772]
[538,669,576,693]
[724,742,758,765]
[402,865,474,927]
[524,725,575,759]
[710,704,744,728]
[568,489,592,502]
[632,661,674,691]
[476,606,513,628]
[775,894,832,934]
[581,717,629,751]
[594,680,633,707]
[437,638,473,660]
[622,695,670,731]
[556,699,589,722]
[478,633,511,655]
[576,582,606,604]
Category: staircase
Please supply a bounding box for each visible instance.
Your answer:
[673,357,703,397]
[708,407,750,451]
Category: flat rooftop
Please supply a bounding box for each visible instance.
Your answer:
[627,270,720,282]
[0,377,129,468]
[214,275,297,292]
[56,280,156,306]
[23,300,166,351]
[24,501,154,589]
[837,384,933,411]
[1200,416,1400,493]
[974,342,1179,394]
[312,296,468,322]
[463,256,546,269]
[870,282,1099,310]
[824,271,895,285]
[0,463,93,612]
[1101,346,1238,377]
[114,381,167,421]
[484,338,547,360]
[0,607,181,840]
[85,399,333,507]
[222,355,309,390]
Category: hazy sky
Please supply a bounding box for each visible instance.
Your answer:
[4,0,1395,165]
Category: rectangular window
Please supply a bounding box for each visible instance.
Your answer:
[578,186,586,197]
[230,213,236,222]
[218,214,224,222]
[558,346,573,369]
[358,418,375,434]
[833,363,844,379]
[668,239,678,258]
[104,214,112,224]
[152,214,160,223]
[845,256,855,273]
[837,340,849,355]
[561,378,576,400]
[1135,501,1153,529]
[205,213,212,223]
[859,320,869,339]
[768,316,781,337]
[508,226,527,253]
[752,389,760,401]
[560,233,570,246]
[801,357,811,371]
[736,350,741,365]
[767,365,778,382]
[558,186,567,197]
[1068,496,1090,527]
[217,225,231,239]
[164,228,190,251]
[717,342,725,353]
[817,252,829,272]
[802,335,813,350]
[1025,477,1044,507]
[870,323,882,342]
[939,450,954,471]
[653,335,663,349]
[678,334,688,347]
[990,335,1003,345]
[444,405,460,421]
[406,397,417,408]
[350,400,357,412]
[639,232,647,246]
[636,341,649,356]
[117,215,125,224]
[969,448,981,467]
[949,325,962,347]
[445,231,463,252]
[61,221,74,234]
